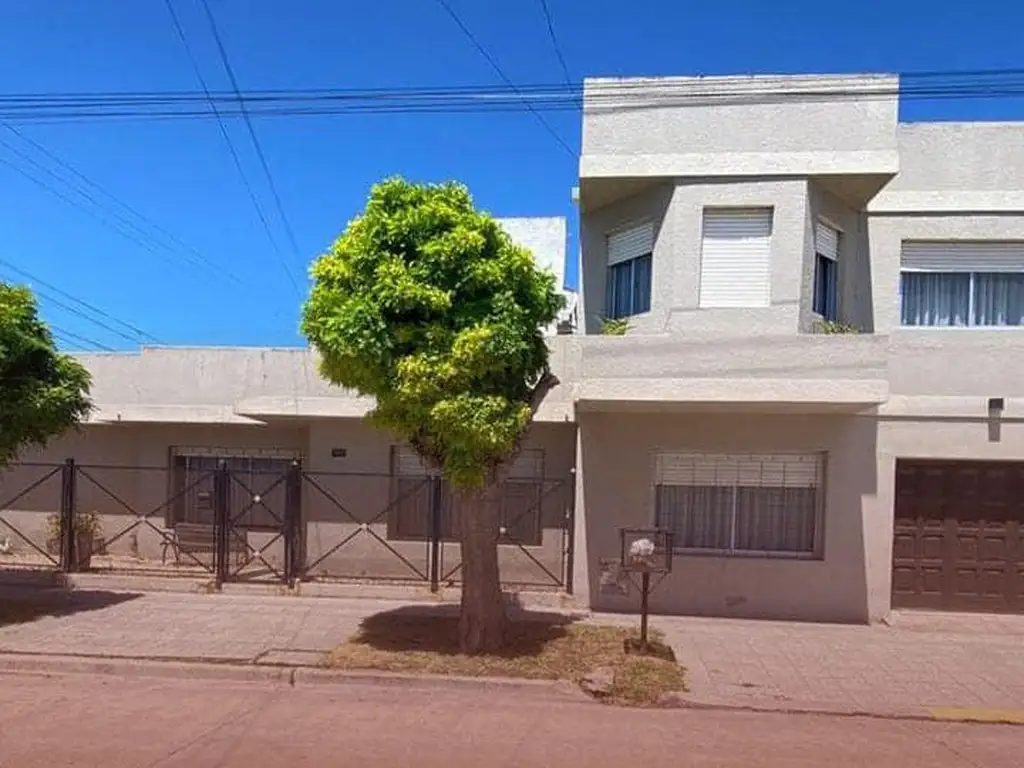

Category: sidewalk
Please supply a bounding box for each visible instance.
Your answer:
[2,587,1022,721]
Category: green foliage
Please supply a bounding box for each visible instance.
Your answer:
[46,509,103,542]
[815,319,860,335]
[0,283,92,467]
[599,317,630,336]
[302,177,564,489]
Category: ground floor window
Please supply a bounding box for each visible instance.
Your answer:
[389,447,546,546]
[170,448,299,530]
[654,453,823,557]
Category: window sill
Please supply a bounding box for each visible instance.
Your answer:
[899,325,1024,331]
[671,548,823,562]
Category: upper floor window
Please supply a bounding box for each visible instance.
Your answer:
[812,221,840,321]
[606,222,653,319]
[901,241,1024,327]
[699,208,773,308]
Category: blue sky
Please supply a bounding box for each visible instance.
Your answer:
[2,0,1024,350]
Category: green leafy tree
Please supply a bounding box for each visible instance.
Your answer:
[0,283,93,468]
[302,178,564,652]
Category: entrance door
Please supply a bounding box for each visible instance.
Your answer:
[892,460,1024,612]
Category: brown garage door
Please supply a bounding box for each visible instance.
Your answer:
[893,460,1024,613]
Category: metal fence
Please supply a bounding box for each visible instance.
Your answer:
[0,459,575,592]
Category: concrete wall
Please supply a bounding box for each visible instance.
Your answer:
[579,179,812,335]
[581,74,899,179]
[574,412,886,622]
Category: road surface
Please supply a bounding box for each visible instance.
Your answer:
[0,671,1017,767]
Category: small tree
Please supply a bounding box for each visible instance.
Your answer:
[0,283,93,468]
[302,178,564,652]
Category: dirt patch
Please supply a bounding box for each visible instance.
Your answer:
[325,607,687,707]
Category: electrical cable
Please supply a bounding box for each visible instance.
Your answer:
[433,0,576,158]
[538,0,573,86]
[0,256,161,344]
[198,0,303,297]
[163,0,300,299]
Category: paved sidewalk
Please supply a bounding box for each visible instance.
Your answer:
[640,610,1024,719]
[2,588,1023,720]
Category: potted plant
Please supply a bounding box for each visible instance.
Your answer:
[45,510,104,569]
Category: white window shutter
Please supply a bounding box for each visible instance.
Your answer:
[608,222,654,266]
[815,222,840,261]
[699,208,773,308]
[656,453,822,489]
[901,241,1024,272]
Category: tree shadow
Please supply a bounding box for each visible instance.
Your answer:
[0,586,142,628]
[351,603,580,659]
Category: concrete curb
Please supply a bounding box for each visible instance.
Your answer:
[666,697,1024,727]
[2,652,1018,726]
[0,652,586,700]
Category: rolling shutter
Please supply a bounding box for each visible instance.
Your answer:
[607,222,654,266]
[815,222,840,261]
[902,241,1024,272]
[393,447,543,478]
[698,208,773,307]
[656,453,822,488]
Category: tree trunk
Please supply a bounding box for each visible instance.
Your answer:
[456,483,507,653]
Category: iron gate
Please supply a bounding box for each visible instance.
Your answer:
[2,459,574,592]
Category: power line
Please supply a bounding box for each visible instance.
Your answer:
[538,0,572,85]
[3,73,1024,122]
[163,0,299,299]
[0,256,161,344]
[1,123,254,292]
[5,65,1024,105]
[50,324,116,352]
[433,0,576,158]
[0,128,249,291]
[198,0,303,297]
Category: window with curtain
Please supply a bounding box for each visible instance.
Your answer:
[900,241,1024,327]
[901,272,1024,327]
[606,253,652,319]
[654,453,823,557]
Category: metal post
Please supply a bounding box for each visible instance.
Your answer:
[59,458,76,572]
[564,469,576,595]
[284,460,302,585]
[428,477,443,592]
[640,571,651,647]
[213,461,230,585]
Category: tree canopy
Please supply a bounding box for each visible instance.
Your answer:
[0,282,92,467]
[302,177,564,487]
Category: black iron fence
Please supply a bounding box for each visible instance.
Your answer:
[0,459,575,592]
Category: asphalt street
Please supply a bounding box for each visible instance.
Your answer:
[0,671,1018,767]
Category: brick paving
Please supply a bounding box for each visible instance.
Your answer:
[638,610,1024,717]
[2,587,1023,718]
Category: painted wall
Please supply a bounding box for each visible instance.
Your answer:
[579,179,811,335]
[574,411,885,622]
[581,74,899,179]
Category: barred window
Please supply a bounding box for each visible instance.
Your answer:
[654,453,824,557]
[388,447,545,546]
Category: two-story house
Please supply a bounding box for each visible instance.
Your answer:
[573,73,1024,621]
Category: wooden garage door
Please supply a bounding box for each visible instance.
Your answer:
[892,460,1024,612]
